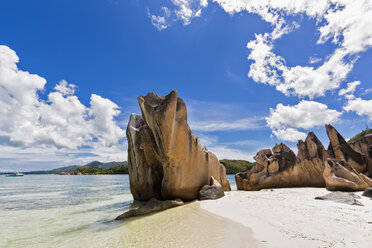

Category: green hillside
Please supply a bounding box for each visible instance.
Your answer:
[347,129,372,144]
[220,159,255,174]
[25,161,128,174]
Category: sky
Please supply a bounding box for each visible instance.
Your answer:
[0,0,371,171]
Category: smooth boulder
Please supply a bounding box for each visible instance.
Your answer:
[127,91,230,201]
[362,187,372,198]
[115,198,184,220]
[199,176,225,200]
[323,159,372,191]
[315,192,363,206]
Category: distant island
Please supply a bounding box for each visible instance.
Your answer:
[24,161,128,175]
[11,159,255,175]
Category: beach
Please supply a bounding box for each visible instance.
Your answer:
[201,188,372,248]
[2,174,372,247]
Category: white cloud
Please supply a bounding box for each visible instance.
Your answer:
[272,128,307,142]
[215,0,372,99]
[150,15,168,31]
[362,88,372,95]
[148,0,209,30]
[0,45,126,169]
[208,146,255,161]
[190,118,262,132]
[266,100,342,141]
[338,81,360,97]
[158,0,372,99]
[308,56,322,64]
[344,97,372,121]
[186,99,265,132]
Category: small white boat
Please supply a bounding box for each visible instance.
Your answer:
[6,173,24,177]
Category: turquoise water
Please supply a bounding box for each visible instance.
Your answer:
[0,174,242,248]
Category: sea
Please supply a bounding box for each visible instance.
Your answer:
[0,174,253,248]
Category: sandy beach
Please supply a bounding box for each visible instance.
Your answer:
[200,188,372,248]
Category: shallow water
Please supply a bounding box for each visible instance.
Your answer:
[0,174,252,248]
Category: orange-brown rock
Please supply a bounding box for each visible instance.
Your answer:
[236,125,372,191]
[326,124,368,173]
[323,159,372,191]
[349,133,372,176]
[127,91,230,201]
[236,134,326,191]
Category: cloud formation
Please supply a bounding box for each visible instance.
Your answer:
[266,100,342,141]
[151,0,372,140]
[152,0,371,99]
[344,98,372,121]
[0,45,126,168]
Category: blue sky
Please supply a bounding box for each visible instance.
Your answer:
[0,0,371,171]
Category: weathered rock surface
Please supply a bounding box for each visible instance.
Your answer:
[315,192,363,206]
[127,91,230,201]
[349,133,372,176]
[199,176,225,200]
[362,187,372,198]
[236,125,372,191]
[115,198,184,220]
[326,124,368,173]
[323,159,372,191]
[236,133,326,191]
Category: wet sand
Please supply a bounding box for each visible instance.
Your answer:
[121,202,257,248]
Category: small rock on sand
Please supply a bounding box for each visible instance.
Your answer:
[315,192,364,206]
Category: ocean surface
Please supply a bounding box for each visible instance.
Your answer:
[0,174,248,248]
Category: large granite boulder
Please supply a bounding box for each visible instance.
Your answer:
[323,159,372,191]
[115,198,184,220]
[349,133,372,176]
[199,176,225,200]
[127,91,230,201]
[326,124,368,173]
[236,134,326,191]
[236,125,372,191]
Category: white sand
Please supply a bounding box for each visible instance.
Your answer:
[200,188,372,248]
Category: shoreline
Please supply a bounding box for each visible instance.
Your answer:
[121,201,258,248]
[200,188,372,248]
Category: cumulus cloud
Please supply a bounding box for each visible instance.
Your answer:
[150,15,168,31]
[344,97,372,121]
[158,0,372,99]
[266,100,342,141]
[0,45,126,168]
[148,0,208,30]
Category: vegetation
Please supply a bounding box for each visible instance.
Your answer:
[25,161,128,174]
[347,128,372,144]
[72,165,129,175]
[220,159,255,174]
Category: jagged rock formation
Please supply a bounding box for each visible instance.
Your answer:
[115,198,184,220]
[199,176,225,200]
[236,132,326,190]
[236,125,372,191]
[127,91,230,201]
[349,133,372,176]
[326,125,368,173]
